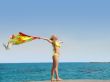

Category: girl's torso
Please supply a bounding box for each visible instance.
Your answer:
[52,41,61,54]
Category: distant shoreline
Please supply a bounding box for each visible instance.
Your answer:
[0,62,110,64]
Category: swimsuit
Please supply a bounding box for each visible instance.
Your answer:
[52,41,61,56]
[54,41,61,48]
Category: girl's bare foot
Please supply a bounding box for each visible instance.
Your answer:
[51,77,56,82]
[51,79,56,82]
[56,77,62,81]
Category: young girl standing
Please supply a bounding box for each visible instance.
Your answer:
[40,35,63,81]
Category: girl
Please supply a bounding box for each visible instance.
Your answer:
[40,35,63,81]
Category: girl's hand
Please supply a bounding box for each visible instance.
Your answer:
[59,41,63,43]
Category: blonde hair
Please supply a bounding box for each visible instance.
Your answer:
[50,35,58,41]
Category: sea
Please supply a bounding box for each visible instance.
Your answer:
[0,62,110,82]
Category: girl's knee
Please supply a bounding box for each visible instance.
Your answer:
[53,65,58,69]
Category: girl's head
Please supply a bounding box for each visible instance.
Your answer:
[50,35,58,41]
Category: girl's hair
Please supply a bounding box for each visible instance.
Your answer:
[50,35,58,41]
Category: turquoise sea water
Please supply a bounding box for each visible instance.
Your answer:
[0,62,110,82]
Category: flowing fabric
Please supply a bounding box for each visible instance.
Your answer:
[3,32,39,50]
[9,32,39,45]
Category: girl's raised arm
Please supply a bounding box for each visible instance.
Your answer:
[40,37,52,43]
[59,41,63,44]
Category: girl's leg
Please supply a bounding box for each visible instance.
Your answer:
[51,56,56,81]
[54,55,62,81]
[51,55,62,81]
[54,55,59,78]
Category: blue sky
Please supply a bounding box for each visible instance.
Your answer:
[0,0,110,63]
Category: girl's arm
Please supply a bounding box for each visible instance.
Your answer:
[59,41,63,44]
[40,37,52,43]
